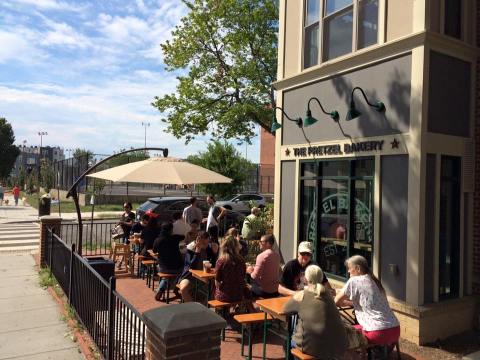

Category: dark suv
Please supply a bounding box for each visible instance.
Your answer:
[136,197,244,236]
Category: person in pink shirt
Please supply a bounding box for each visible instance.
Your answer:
[246,234,280,298]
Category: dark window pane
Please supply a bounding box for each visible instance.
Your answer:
[305,0,320,25]
[354,158,374,177]
[439,156,461,299]
[304,23,319,68]
[358,0,378,49]
[324,8,353,60]
[301,162,317,177]
[444,0,462,39]
[325,0,352,15]
[321,161,349,177]
[352,180,373,261]
[300,179,317,243]
[319,179,349,277]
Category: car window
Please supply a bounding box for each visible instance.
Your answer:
[252,195,263,200]
[197,200,209,212]
[167,201,189,211]
[138,200,159,212]
[236,195,248,201]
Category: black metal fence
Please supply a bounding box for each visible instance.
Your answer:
[45,228,146,360]
[61,221,115,256]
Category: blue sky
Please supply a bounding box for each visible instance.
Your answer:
[0,0,260,161]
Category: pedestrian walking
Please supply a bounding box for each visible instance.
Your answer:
[12,184,20,206]
[0,183,4,206]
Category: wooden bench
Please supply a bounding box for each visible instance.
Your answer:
[291,348,316,360]
[234,313,273,360]
[141,260,156,288]
[208,299,250,341]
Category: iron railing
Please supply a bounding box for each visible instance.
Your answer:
[61,221,115,256]
[45,228,146,360]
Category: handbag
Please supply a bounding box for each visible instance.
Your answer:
[111,224,125,240]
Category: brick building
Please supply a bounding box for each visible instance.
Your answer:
[259,128,276,194]
[273,0,478,344]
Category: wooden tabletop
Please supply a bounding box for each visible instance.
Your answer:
[189,269,216,283]
[255,296,291,321]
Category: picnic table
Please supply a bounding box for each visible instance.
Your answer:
[189,269,215,303]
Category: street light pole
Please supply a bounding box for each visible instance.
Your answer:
[141,122,150,148]
[37,131,47,200]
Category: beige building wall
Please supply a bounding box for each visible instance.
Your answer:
[283,0,302,78]
[386,0,414,42]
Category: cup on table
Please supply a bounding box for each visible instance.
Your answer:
[203,260,212,273]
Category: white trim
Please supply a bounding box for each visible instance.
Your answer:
[433,154,441,302]
[373,155,381,278]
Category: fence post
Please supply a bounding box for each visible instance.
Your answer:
[48,228,53,273]
[68,243,75,305]
[107,276,116,360]
[39,216,62,268]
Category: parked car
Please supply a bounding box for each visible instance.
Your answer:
[135,196,244,236]
[216,193,266,214]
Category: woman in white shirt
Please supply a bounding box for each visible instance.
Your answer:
[335,255,400,346]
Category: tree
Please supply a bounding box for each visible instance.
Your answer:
[0,118,20,180]
[187,140,255,198]
[152,0,278,143]
[73,148,93,160]
[40,159,54,193]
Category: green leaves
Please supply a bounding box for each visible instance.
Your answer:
[187,140,255,198]
[0,117,20,180]
[152,0,278,143]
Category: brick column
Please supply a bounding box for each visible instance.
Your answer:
[39,216,61,267]
[143,302,225,360]
[473,3,480,294]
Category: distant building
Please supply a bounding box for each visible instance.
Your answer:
[259,128,275,194]
[11,146,65,177]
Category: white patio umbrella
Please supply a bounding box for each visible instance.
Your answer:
[86,157,232,185]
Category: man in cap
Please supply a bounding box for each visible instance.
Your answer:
[278,241,334,296]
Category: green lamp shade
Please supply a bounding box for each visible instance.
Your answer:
[271,119,282,133]
[330,110,340,122]
[345,100,361,121]
[303,109,318,127]
[374,101,386,113]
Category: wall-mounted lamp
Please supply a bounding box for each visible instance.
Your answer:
[270,106,302,133]
[304,97,340,127]
[346,86,386,121]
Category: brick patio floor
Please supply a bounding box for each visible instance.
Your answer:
[116,276,286,360]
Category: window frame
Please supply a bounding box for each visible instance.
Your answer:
[303,0,379,69]
[440,0,464,41]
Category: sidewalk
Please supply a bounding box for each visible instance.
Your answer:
[0,252,84,359]
[0,194,122,224]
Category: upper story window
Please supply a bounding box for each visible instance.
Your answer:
[304,0,379,68]
[444,0,462,39]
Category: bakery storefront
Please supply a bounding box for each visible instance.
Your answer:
[272,50,476,344]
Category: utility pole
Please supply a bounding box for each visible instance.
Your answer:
[141,122,150,148]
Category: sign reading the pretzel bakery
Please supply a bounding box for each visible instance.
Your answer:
[292,140,385,157]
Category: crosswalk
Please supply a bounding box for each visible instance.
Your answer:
[0,222,39,254]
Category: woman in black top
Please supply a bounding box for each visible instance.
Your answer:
[153,222,184,301]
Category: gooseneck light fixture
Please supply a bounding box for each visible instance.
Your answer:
[304,97,340,127]
[346,87,386,121]
[270,106,302,133]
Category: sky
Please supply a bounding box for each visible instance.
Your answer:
[0,0,260,161]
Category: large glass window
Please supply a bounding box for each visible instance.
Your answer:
[439,156,461,299]
[299,158,374,278]
[303,0,378,68]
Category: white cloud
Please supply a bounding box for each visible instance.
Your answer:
[4,0,87,12]
[41,20,92,48]
[0,29,48,64]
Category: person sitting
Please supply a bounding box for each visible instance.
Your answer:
[214,235,250,303]
[225,227,248,259]
[184,219,199,245]
[139,216,159,257]
[153,222,184,301]
[177,231,218,302]
[335,255,400,347]
[284,265,348,359]
[246,234,280,298]
[241,207,261,240]
[172,211,191,237]
[279,241,335,296]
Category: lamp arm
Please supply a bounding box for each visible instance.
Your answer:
[351,87,377,108]
[272,106,302,126]
[307,97,332,116]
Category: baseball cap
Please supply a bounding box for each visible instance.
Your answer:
[298,241,313,254]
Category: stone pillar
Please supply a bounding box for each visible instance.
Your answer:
[39,216,62,267]
[143,302,226,360]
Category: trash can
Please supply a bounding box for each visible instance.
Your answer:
[86,256,114,282]
[38,194,51,216]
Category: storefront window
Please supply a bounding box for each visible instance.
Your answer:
[300,158,374,278]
